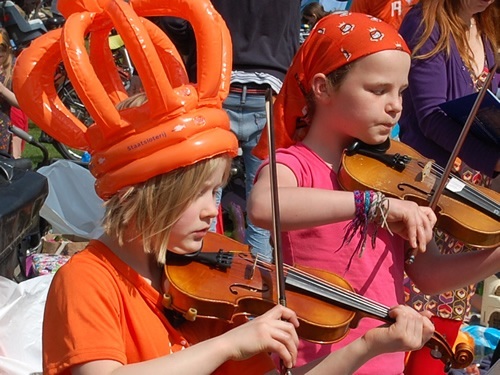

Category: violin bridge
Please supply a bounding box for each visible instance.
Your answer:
[418,161,432,182]
[248,255,259,280]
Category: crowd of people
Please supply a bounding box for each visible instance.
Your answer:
[5,0,500,374]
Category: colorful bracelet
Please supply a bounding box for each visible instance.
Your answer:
[340,190,391,269]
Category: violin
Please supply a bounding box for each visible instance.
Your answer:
[338,139,500,248]
[163,232,474,371]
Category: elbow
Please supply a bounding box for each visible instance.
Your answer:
[247,191,272,230]
[409,274,445,296]
[413,282,441,296]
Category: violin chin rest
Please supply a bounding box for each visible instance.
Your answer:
[346,138,391,156]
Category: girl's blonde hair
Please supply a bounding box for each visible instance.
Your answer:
[102,155,231,264]
[0,28,14,87]
[103,92,232,263]
[413,0,498,75]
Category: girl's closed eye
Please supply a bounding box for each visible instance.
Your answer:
[197,183,222,198]
[368,85,389,95]
[197,185,211,198]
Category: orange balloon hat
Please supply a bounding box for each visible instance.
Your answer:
[13,0,238,199]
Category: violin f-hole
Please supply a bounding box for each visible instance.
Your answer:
[229,283,270,295]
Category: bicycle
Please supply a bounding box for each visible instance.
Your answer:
[39,35,134,160]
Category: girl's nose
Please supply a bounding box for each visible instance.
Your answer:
[202,196,219,220]
[386,94,403,115]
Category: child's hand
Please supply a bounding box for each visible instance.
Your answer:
[384,198,437,253]
[363,305,434,355]
[218,305,300,368]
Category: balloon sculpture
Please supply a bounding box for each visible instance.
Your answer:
[13,0,238,199]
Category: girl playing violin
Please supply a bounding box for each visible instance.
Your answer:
[249,12,500,374]
[13,1,435,374]
[41,93,434,375]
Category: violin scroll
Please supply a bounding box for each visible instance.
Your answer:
[421,329,474,371]
[451,342,475,370]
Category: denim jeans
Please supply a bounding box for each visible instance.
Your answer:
[214,91,272,260]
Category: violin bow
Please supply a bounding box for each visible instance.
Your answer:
[406,63,498,263]
[264,88,287,305]
[265,88,291,375]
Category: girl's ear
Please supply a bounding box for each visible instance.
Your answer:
[311,73,331,103]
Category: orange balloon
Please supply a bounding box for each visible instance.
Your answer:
[13,29,89,149]
[13,0,237,199]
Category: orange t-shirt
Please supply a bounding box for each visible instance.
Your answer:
[43,240,275,375]
[350,0,419,30]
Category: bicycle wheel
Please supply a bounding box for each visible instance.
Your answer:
[48,80,94,160]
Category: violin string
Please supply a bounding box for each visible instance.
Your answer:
[240,252,460,363]
[401,159,498,210]
[285,266,390,316]
[289,269,388,317]
[429,163,499,209]
[251,258,389,315]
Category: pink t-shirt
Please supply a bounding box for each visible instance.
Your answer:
[259,143,406,374]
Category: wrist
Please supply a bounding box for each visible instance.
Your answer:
[211,334,238,363]
[325,335,378,374]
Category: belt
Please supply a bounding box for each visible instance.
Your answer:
[229,83,270,95]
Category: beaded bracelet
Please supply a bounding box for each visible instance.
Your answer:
[339,190,391,269]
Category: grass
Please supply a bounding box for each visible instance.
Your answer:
[21,122,70,167]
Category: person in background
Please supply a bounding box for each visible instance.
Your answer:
[0,28,22,156]
[10,107,28,158]
[399,1,499,372]
[302,0,351,12]
[249,12,500,374]
[350,0,419,29]
[210,0,301,260]
[302,2,331,28]
[400,0,499,305]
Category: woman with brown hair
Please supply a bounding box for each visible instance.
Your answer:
[301,2,330,28]
[399,2,499,372]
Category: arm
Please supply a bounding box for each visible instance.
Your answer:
[248,163,437,253]
[73,305,300,375]
[292,305,434,375]
[406,240,500,295]
[248,163,357,230]
[0,81,19,108]
[399,11,499,174]
[75,304,434,375]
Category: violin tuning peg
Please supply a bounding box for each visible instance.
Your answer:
[444,361,452,373]
[430,345,443,359]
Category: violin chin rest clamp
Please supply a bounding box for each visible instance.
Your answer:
[162,293,172,309]
[183,308,198,322]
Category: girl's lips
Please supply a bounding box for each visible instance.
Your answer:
[193,228,209,236]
